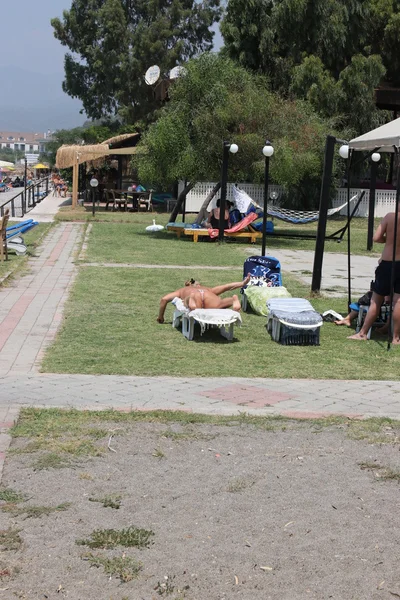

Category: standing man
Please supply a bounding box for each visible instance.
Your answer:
[349,211,400,343]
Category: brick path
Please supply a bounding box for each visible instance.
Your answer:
[0,219,399,483]
[0,222,82,375]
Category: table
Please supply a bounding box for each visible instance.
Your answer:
[114,190,151,211]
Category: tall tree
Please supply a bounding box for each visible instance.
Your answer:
[221,0,396,134]
[52,0,222,124]
[136,54,338,208]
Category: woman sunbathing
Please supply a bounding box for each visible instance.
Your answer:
[157,275,250,323]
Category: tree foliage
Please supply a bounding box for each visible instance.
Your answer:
[221,0,400,134]
[137,54,338,208]
[52,0,221,124]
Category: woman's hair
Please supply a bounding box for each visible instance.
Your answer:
[185,278,200,286]
[216,198,221,208]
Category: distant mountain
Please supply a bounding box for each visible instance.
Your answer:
[0,67,85,131]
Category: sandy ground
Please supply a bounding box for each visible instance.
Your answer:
[0,420,400,600]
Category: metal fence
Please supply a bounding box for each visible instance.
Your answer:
[0,177,50,218]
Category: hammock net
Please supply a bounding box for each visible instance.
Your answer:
[232,185,357,224]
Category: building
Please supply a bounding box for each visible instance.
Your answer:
[0,131,51,156]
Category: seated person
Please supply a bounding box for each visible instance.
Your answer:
[335,289,390,333]
[157,275,251,323]
[206,199,232,229]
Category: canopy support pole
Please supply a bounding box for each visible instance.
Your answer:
[311,135,335,293]
[387,148,400,350]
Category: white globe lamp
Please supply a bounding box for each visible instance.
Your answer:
[229,143,239,154]
[263,144,274,157]
[339,145,349,159]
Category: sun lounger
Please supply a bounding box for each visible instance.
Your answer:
[167,213,261,243]
[267,298,323,345]
[171,298,241,341]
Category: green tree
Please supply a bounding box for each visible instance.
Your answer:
[221,0,395,134]
[136,54,337,208]
[52,0,222,124]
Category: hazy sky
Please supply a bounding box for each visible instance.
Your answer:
[0,0,223,132]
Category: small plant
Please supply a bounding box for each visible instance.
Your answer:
[152,448,165,459]
[83,553,142,582]
[0,560,20,581]
[154,574,190,597]
[0,528,23,551]
[1,502,70,519]
[32,452,70,471]
[79,472,94,480]
[359,462,400,481]
[77,526,154,549]
[89,494,122,509]
[0,488,28,504]
[227,478,248,493]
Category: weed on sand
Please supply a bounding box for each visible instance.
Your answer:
[82,553,142,582]
[1,502,70,519]
[77,526,154,550]
[89,494,122,509]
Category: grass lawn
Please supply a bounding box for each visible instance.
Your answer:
[58,205,382,258]
[0,222,52,283]
[41,265,400,380]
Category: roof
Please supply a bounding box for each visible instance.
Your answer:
[55,133,142,168]
[349,118,400,153]
[0,131,49,143]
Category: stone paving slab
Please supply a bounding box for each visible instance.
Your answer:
[0,374,399,419]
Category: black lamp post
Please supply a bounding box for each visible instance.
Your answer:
[261,141,274,256]
[219,141,238,242]
[23,156,27,214]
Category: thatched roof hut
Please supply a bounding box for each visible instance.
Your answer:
[56,133,141,169]
[56,132,143,207]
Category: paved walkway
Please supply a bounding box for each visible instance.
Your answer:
[0,222,82,376]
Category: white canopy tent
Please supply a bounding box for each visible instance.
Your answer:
[349,117,400,152]
[349,118,400,348]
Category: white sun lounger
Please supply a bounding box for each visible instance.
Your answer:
[172,298,241,341]
[267,298,323,345]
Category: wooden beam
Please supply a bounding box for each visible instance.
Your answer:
[72,156,79,209]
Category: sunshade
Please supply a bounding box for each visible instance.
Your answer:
[0,160,15,168]
[33,163,48,169]
[349,117,400,152]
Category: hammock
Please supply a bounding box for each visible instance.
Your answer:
[233,185,358,225]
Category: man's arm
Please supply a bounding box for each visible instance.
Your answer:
[157,291,180,323]
[373,216,388,243]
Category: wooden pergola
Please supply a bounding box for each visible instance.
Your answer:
[55,133,144,207]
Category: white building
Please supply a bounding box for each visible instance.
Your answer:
[0,130,51,155]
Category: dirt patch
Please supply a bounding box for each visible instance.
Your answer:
[1,420,400,599]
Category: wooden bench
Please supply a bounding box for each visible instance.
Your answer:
[167,226,261,244]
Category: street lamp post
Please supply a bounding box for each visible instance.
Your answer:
[262,141,274,256]
[219,141,238,242]
[90,177,99,216]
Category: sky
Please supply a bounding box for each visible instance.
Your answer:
[0,0,223,134]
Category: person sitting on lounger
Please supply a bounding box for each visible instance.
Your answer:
[157,275,251,323]
[206,199,232,230]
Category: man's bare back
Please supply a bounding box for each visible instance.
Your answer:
[374,212,400,260]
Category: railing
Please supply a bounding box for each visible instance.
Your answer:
[0,177,50,218]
